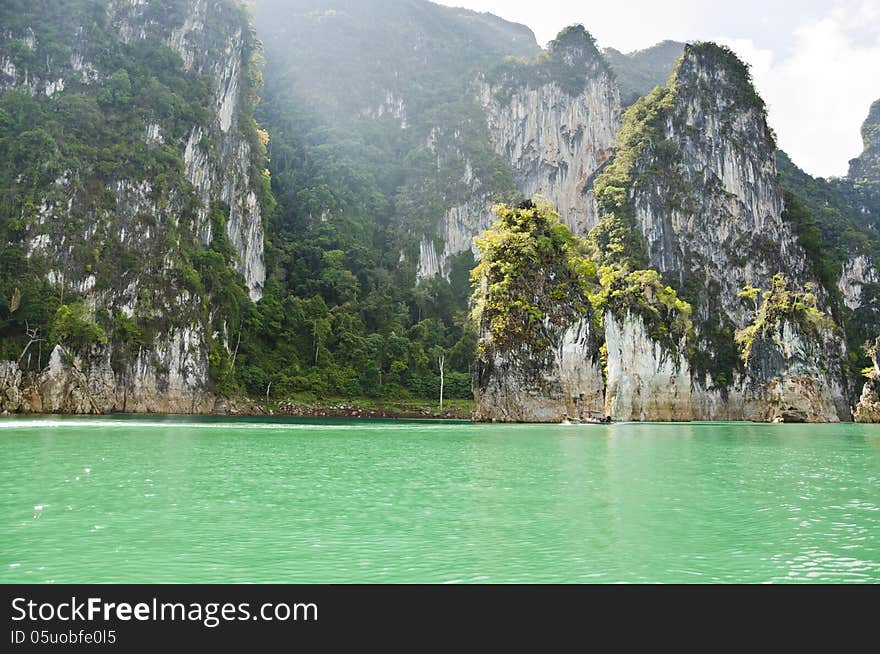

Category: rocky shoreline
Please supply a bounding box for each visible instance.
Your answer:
[222,400,473,421]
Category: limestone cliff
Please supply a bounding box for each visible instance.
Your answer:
[476,280,849,424]
[0,0,270,414]
[838,254,878,311]
[473,44,851,424]
[97,0,265,300]
[479,26,620,236]
[622,45,808,326]
[604,44,848,421]
[472,202,605,423]
[849,99,880,192]
[418,25,620,280]
[849,101,880,423]
[603,312,692,422]
[603,312,845,423]
[474,318,605,423]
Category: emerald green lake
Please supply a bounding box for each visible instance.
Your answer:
[1,417,879,583]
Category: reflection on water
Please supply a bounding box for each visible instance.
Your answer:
[1,418,878,583]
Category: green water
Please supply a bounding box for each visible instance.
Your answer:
[1,417,879,584]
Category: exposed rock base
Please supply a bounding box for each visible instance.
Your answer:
[475,312,850,424]
[854,379,880,423]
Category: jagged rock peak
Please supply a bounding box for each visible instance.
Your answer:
[546,24,606,65]
[485,24,613,95]
[672,42,771,137]
[476,24,620,239]
[849,98,880,186]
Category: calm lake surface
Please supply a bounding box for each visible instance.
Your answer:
[1,417,879,583]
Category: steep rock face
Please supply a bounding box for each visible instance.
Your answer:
[611,44,846,421]
[0,361,23,413]
[0,0,269,414]
[108,0,266,300]
[475,45,852,424]
[855,378,880,423]
[418,26,621,280]
[849,99,880,190]
[847,99,880,232]
[738,321,847,422]
[848,101,880,423]
[569,313,844,423]
[32,346,114,415]
[474,319,605,423]
[479,27,620,237]
[471,202,606,423]
[630,46,809,328]
[600,313,844,423]
[838,254,878,310]
[603,312,692,421]
[28,340,215,415]
[481,309,850,423]
[411,121,514,282]
[417,200,496,280]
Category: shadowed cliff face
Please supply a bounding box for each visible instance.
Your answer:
[0,0,270,413]
[848,99,880,235]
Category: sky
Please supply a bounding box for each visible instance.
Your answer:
[434,0,880,179]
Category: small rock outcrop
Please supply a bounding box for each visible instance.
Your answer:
[0,362,24,414]
[855,379,880,423]
[855,337,880,423]
[472,202,606,423]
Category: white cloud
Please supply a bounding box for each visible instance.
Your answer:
[716,1,880,178]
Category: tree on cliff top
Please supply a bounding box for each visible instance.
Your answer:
[472,199,694,358]
[471,199,596,353]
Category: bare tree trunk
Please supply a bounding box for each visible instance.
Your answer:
[17,322,45,367]
[438,354,445,411]
[230,327,242,371]
[313,319,319,365]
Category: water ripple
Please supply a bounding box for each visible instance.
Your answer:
[1,418,878,583]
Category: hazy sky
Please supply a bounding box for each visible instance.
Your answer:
[434,0,880,178]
